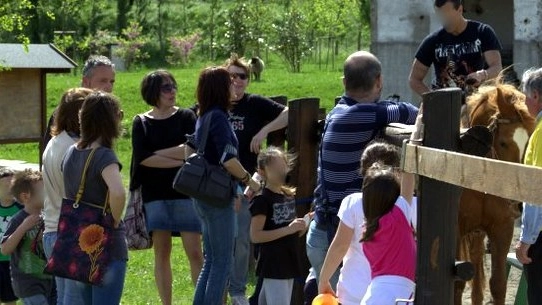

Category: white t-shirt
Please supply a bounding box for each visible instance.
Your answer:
[336,193,418,305]
[336,193,371,305]
[42,131,77,233]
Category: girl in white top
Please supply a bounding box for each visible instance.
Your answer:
[318,140,417,305]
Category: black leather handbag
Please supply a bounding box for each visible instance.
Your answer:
[173,112,234,207]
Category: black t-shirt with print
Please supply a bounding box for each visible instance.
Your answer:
[229,93,285,173]
[249,188,302,279]
[415,20,502,91]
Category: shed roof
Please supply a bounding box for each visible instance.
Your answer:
[0,43,77,72]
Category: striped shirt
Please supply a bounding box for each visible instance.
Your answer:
[314,95,418,223]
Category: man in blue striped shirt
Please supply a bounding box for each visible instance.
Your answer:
[306,51,419,294]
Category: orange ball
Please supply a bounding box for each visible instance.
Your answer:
[312,293,339,305]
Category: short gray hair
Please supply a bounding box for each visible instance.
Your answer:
[521,67,542,99]
[82,55,114,77]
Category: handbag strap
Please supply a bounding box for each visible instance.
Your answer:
[73,147,110,214]
[75,147,97,203]
[196,112,213,155]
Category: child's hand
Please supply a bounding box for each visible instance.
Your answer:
[21,215,41,232]
[288,218,306,234]
[318,280,337,297]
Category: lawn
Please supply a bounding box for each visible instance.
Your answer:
[0,61,344,304]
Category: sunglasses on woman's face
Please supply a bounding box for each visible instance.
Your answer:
[230,73,248,81]
[161,83,177,93]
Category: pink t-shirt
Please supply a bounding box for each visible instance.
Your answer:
[362,196,416,281]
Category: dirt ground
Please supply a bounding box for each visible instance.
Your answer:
[460,226,523,305]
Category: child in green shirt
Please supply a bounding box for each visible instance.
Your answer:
[0,168,22,305]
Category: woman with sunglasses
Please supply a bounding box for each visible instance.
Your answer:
[223,54,288,305]
[130,70,203,305]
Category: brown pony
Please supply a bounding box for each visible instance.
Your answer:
[455,81,536,305]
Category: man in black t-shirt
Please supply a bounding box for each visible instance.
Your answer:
[409,0,502,98]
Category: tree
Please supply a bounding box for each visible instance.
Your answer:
[208,0,221,60]
[356,0,371,50]
[224,1,251,56]
[117,0,133,35]
[0,0,35,45]
[271,3,311,72]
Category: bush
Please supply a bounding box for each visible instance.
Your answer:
[114,21,150,70]
[166,33,200,67]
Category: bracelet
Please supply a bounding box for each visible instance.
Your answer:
[478,69,488,81]
[241,172,251,183]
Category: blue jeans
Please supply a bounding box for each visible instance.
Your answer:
[229,197,251,297]
[305,220,340,287]
[43,232,79,305]
[192,199,235,305]
[62,260,127,305]
[21,294,48,305]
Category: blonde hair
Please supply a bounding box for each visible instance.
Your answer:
[257,146,296,197]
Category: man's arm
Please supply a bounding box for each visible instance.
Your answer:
[250,108,288,153]
[409,59,431,97]
[467,50,502,85]
[484,50,502,79]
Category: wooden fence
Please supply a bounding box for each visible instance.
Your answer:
[282,88,542,304]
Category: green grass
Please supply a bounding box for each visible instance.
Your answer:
[0,62,343,304]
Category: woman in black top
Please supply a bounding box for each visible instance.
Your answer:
[130,70,202,305]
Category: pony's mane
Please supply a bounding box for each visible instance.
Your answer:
[467,76,527,115]
[466,73,533,129]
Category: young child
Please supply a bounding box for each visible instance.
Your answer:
[318,140,411,305]
[0,168,22,305]
[249,147,308,305]
[359,163,416,305]
[1,169,53,305]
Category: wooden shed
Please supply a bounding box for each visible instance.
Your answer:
[0,43,77,159]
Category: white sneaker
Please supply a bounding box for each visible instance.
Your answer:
[231,295,250,305]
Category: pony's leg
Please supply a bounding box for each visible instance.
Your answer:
[454,280,466,305]
[469,231,486,305]
[487,220,515,305]
[454,235,470,305]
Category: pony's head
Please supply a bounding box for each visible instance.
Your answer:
[465,80,535,163]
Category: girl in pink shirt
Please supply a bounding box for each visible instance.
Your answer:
[360,163,416,305]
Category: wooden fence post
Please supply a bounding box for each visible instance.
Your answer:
[266,95,288,148]
[287,97,320,305]
[415,88,462,304]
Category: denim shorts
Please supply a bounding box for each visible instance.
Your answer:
[144,198,202,235]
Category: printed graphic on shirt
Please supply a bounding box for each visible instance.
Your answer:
[433,40,482,91]
[271,200,296,225]
[0,204,22,261]
[229,113,245,131]
[18,224,48,279]
[0,215,15,239]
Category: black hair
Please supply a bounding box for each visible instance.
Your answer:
[434,0,462,9]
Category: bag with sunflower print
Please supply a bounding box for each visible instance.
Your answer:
[44,148,114,286]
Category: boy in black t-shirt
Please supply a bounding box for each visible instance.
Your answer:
[409,0,502,98]
[249,147,309,305]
